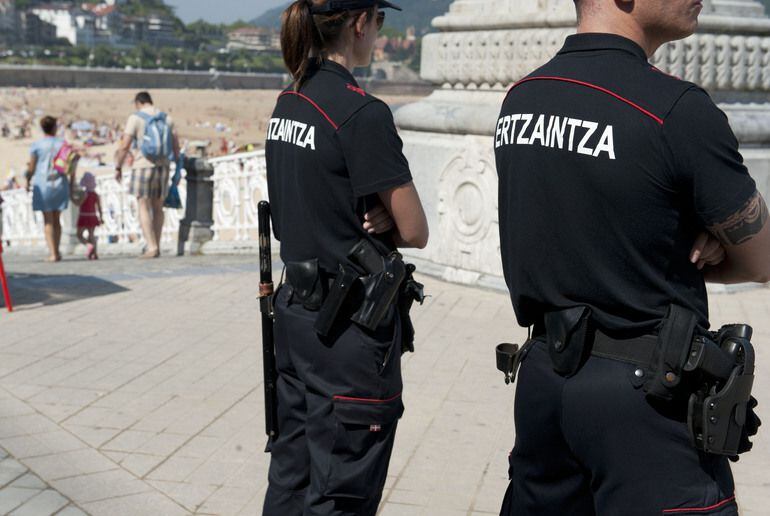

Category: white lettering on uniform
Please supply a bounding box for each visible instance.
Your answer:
[577,120,598,156]
[566,118,582,152]
[550,116,567,149]
[593,125,615,160]
[267,118,317,150]
[494,113,616,160]
[517,114,533,145]
[530,115,546,147]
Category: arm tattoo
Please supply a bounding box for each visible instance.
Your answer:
[708,191,769,246]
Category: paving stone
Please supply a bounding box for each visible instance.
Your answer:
[117,453,165,478]
[10,489,69,516]
[0,459,29,487]
[23,450,117,480]
[0,487,40,514]
[54,506,90,516]
[51,469,152,504]
[83,491,189,516]
[10,473,48,490]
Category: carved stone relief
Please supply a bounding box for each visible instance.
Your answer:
[435,139,500,276]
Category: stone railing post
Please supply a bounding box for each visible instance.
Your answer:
[178,156,215,256]
[62,202,79,256]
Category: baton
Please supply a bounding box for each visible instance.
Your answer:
[258,201,278,440]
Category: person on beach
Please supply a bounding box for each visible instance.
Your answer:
[114,91,180,259]
[26,116,69,262]
[74,172,102,260]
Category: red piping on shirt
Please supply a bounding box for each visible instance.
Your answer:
[333,393,402,404]
[346,83,366,96]
[279,91,339,130]
[510,76,665,126]
[662,495,736,513]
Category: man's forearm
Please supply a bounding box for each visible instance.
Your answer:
[704,257,767,285]
[115,148,129,169]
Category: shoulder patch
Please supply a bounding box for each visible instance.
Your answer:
[346,83,366,96]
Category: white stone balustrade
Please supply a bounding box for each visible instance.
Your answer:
[208,150,268,243]
[1,166,186,253]
[0,152,272,255]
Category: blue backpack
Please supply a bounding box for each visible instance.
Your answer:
[136,111,173,162]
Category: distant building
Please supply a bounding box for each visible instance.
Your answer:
[31,4,97,47]
[19,12,58,46]
[83,2,125,46]
[121,14,180,47]
[227,27,280,52]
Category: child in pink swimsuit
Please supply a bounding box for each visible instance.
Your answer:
[76,172,102,260]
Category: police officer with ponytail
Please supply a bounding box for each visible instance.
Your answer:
[263,1,428,514]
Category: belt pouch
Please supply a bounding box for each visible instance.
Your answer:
[544,306,591,377]
[644,304,697,400]
[286,259,325,311]
[314,264,359,337]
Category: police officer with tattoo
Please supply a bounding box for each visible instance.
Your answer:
[262,1,428,515]
[495,0,767,514]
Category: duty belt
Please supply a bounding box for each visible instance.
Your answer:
[282,239,425,352]
[496,306,759,457]
[496,330,733,385]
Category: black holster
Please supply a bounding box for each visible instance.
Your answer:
[312,239,424,348]
[686,324,758,457]
[350,241,406,331]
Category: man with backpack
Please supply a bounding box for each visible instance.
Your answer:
[115,91,180,259]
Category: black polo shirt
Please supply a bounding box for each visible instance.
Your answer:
[496,33,758,333]
[266,59,412,272]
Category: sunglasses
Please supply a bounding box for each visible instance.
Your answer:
[376,11,385,30]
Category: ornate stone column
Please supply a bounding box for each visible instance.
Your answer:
[395,0,770,288]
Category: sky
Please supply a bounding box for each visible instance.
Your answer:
[166,0,286,24]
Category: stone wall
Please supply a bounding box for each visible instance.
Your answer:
[0,65,287,90]
[0,65,434,95]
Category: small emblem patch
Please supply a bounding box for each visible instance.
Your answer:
[369,424,382,432]
[347,84,366,96]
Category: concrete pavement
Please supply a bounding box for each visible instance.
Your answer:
[0,253,768,515]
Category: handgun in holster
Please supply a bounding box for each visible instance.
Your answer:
[349,239,406,331]
[686,323,760,457]
[314,239,407,336]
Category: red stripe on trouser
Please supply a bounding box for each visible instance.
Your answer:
[332,393,402,404]
[662,495,736,513]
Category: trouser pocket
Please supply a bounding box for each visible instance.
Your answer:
[324,394,404,500]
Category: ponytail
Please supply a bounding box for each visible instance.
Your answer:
[281,1,318,89]
[280,0,368,90]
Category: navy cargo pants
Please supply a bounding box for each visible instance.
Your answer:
[501,340,738,516]
[263,285,403,516]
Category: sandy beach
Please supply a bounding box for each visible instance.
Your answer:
[0,87,424,184]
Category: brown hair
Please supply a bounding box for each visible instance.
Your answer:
[280,0,372,89]
[40,116,57,136]
[135,91,153,105]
